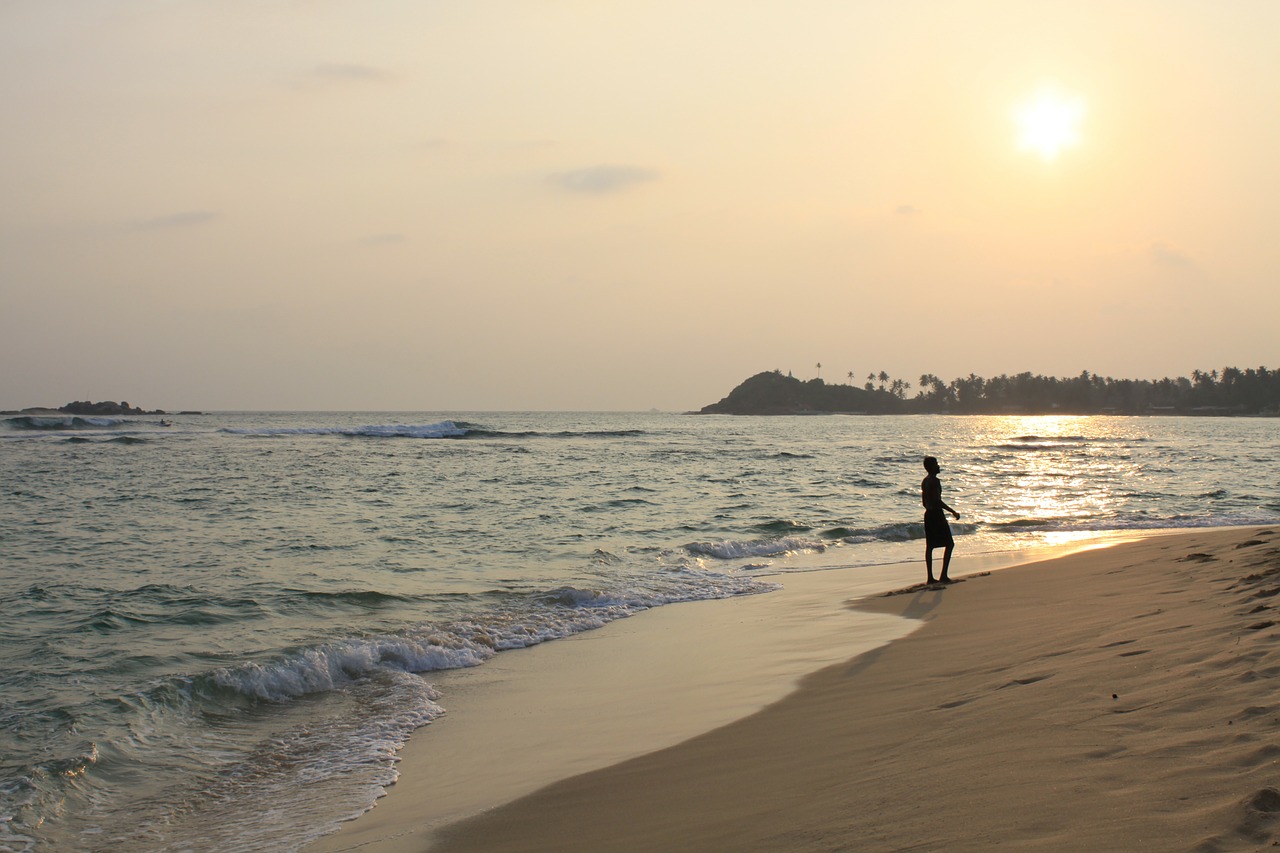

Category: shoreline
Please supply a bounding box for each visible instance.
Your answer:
[306,530,1179,853]
[423,526,1280,852]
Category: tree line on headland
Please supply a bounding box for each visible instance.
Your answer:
[697,367,1280,416]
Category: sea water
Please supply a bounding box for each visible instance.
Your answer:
[1,411,1276,851]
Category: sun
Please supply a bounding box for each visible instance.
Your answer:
[1013,86,1085,161]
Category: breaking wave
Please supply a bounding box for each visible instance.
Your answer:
[3,415,127,431]
[221,420,647,440]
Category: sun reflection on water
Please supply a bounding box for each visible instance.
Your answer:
[960,415,1144,532]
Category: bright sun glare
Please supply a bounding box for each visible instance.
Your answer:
[1013,86,1085,161]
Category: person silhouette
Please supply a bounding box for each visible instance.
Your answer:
[921,456,960,584]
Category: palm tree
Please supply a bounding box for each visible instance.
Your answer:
[919,374,940,400]
[816,362,822,380]
[847,371,855,386]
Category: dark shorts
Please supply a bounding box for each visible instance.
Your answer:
[924,509,954,549]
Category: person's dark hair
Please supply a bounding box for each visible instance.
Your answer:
[923,456,938,471]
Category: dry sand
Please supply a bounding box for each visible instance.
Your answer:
[422,527,1280,852]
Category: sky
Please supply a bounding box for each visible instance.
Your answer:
[2,1,1278,412]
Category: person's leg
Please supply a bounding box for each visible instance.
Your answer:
[939,543,954,582]
[925,545,936,583]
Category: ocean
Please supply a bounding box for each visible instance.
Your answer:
[1,411,1277,851]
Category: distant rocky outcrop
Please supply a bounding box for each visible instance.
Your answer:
[59,400,166,416]
[696,371,895,415]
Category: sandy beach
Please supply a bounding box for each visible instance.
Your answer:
[314,528,1280,852]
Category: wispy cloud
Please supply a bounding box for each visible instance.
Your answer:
[1147,241,1195,268]
[132,211,217,230]
[895,204,921,216]
[550,165,658,195]
[311,63,390,82]
[359,233,407,246]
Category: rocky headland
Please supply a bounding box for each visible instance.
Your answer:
[1,401,204,416]
[696,371,890,415]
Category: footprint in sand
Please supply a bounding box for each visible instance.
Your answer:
[1200,787,1280,851]
[1247,788,1280,812]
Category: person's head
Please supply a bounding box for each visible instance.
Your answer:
[923,456,940,474]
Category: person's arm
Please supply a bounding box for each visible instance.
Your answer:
[926,478,959,518]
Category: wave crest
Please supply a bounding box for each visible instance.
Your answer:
[4,415,126,431]
[684,536,827,560]
[222,421,468,439]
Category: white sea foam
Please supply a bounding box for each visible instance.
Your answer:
[2,415,126,430]
[90,673,446,853]
[684,536,827,560]
[211,636,492,702]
